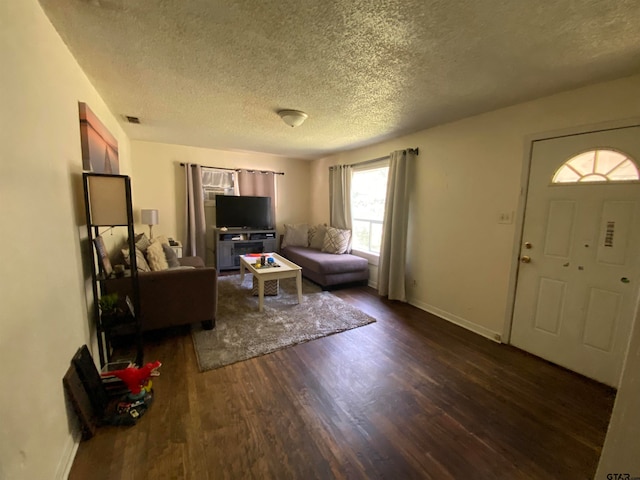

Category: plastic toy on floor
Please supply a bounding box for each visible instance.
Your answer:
[66,346,162,436]
[107,361,162,399]
[101,361,161,424]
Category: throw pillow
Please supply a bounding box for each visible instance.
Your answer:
[135,248,152,272]
[162,244,181,268]
[135,233,151,253]
[121,247,151,272]
[281,223,309,248]
[308,223,327,250]
[155,235,169,246]
[121,248,131,267]
[322,227,351,254]
[146,240,169,271]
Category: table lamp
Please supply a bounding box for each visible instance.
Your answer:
[141,209,159,238]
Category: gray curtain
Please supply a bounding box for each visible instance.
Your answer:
[377,149,415,301]
[237,170,276,228]
[185,163,206,258]
[329,164,352,230]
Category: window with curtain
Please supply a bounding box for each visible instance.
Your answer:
[201,168,237,203]
[350,162,389,255]
[237,170,277,227]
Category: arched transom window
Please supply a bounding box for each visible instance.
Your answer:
[552,149,639,184]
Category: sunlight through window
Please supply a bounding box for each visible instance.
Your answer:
[351,165,389,254]
[552,149,639,183]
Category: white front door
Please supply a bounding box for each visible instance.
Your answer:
[510,126,640,387]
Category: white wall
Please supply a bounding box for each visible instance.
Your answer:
[0,1,132,478]
[130,141,312,264]
[311,73,640,476]
[312,74,640,340]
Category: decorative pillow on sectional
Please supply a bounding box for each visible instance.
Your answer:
[146,240,169,271]
[308,223,327,250]
[321,227,351,254]
[281,223,309,248]
[162,244,181,268]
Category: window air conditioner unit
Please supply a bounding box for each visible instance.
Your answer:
[203,187,234,205]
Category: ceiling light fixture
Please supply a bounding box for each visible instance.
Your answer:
[277,109,308,128]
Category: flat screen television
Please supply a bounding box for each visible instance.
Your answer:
[215,195,273,229]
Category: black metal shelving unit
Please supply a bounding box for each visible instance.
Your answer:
[83,173,143,367]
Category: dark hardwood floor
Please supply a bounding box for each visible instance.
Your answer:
[69,286,615,479]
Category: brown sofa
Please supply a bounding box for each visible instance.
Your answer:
[106,256,217,332]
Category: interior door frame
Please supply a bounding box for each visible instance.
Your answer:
[503,116,640,344]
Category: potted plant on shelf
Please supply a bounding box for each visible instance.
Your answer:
[98,293,122,326]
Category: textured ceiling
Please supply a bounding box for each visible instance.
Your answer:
[39,0,640,159]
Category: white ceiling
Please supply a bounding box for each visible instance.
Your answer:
[39,0,640,160]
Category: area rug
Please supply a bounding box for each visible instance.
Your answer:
[191,274,376,371]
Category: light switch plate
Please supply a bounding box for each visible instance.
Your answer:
[498,211,514,224]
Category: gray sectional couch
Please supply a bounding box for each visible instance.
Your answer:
[281,245,369,289]
[279,222,370,289]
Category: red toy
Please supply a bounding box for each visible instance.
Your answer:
[108,361,162,395]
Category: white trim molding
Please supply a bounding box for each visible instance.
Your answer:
[410,299,503,343]
[55,430,80,480]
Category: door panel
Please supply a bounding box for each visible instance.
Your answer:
[583,288,620,352]
[544,201,575,257]
[511,126,640,386]
[534,278,565,335]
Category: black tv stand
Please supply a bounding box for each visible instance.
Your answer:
[215,228,277,270]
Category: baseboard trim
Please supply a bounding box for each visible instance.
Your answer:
[55,430,80,480]
[409,299,502,343]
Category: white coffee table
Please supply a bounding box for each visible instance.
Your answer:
[239,253,303,312]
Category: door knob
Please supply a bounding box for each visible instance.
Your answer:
[520,255,531,263]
